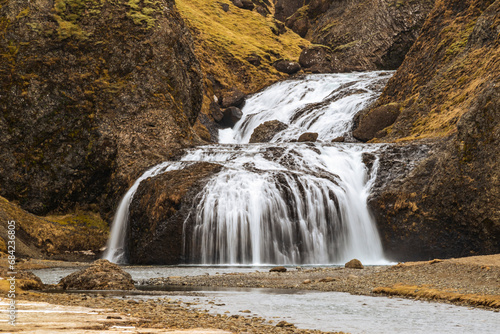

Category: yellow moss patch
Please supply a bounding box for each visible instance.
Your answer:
[373,284,500,308]
[176,0,309,92]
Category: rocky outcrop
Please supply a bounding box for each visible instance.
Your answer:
[366,0,500,260]
[249,120,289,143]
[59,259,135,290]
[282,0,434,72]
[0,0,204,218]
[127,162,222,264]
[222,107,243,128]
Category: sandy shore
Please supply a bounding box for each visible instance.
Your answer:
[2,254,499,333]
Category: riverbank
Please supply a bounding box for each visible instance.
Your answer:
[2,254,499,333]
[144,255,500,310]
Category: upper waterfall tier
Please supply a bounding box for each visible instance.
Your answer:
[220,72,393,144]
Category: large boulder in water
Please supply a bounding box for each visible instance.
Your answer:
[249,120,289,143]
[297,132,319,142]
[59,259,135,290]
[128,162,223,264]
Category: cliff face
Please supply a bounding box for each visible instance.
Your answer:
[277,0,434,71]
[361,0,500,260]
[0,0,203,218]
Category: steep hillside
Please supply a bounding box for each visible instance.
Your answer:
[0,0,204,218]
[359,0,500,260]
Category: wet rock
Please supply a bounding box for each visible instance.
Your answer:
[331,136,345,143]
[273,60,301,74]
[128,163,223,264]
[345,259,364,269]
[221,88,246,108]
[222,107,243,128]
[353,103,401,142]
[269,266,287,273]
[59,259,136,290]
[297,132,319,142]
[249,120,288,143]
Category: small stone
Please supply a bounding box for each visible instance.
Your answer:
[302,279,312,284]
[269,266,287,273]
[319,277,335,282]
[276,320,295,327]
[345,258,364,269]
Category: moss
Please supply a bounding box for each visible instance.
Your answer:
[126,0,160,29]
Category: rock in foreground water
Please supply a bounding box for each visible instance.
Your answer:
[59,259,135,290]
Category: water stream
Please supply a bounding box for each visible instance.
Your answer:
[104,72,393,265]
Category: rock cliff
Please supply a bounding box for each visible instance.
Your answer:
[276,0,434,72]
[360,0,500,260]
[0,0,204,219]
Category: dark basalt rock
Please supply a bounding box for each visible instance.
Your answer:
[353,103,401,142]
[222,107,243,128]
[246,54,262,66]
[269,266,287,272]
[128,163,223,264]
[59,259,135,290]
[249,120,289,143]
[273,60,301,74]
[297,132,318,142]
[221,88,246,108]
[0,0,203,217]
[231,0,255,10]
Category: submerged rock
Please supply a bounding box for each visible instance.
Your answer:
[249,120,288,143]
[59,259,135,290]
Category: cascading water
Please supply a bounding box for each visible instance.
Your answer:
[104,71,393,265]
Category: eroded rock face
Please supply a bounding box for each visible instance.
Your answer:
[283,0,434,71]
[367,0,500,261]
[59,259,135,290]
[127,162,222,264]
[0,0,203,217]
[249,120,289,143]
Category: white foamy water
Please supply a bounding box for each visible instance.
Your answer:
[220,71,392,144]
[105,72,393,265]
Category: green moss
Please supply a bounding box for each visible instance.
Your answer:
[126,0,160,29]
[48,211,109,230]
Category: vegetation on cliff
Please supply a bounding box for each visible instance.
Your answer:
[0,0,204,221]
[362,0,500,260]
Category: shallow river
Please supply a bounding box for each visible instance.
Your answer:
[34,266,500,334]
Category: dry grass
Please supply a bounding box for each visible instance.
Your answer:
[373,283,500,308]
[176,0,309,93]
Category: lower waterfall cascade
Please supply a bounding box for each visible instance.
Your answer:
[104,71,393,265]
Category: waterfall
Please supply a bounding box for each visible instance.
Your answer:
[104,71,392,265]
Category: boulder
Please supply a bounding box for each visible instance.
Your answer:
[249,120,288,143]
[59,259,135,290]
[331,136,345,143]
[222,107,243,128]
[297,132,318,142]
[353,103,401,142]
[221,88,246,108]
[221,3,230,12]
[273,60,301,74]
[269,266,287,273]
[345,259,364,269]
[299,45,332,72]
